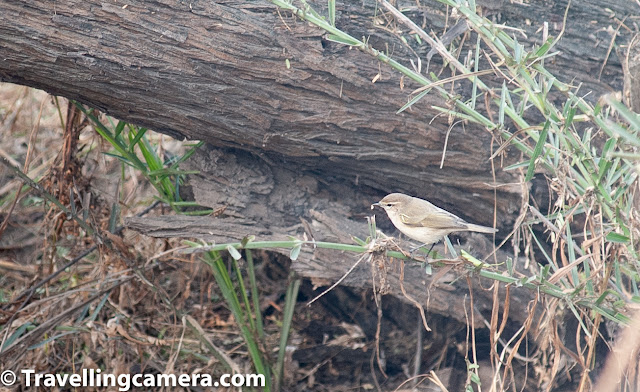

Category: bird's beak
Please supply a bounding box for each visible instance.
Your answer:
[370,202,380,210]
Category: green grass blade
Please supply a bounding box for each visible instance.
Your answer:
[524,120,550,182]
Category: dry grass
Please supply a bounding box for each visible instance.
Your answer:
[0,84,278,391]
[268,0,640,390]
[2,0,640,387]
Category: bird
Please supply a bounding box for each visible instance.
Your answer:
[372,192,497,253]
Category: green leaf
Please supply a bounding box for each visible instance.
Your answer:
[503,160,531,171]
[532,37,554,58]
[563,106,576,130]
[513,38,523,64]
[1,322,33,349]
[108,201,120,233]
[367,215,377,239]
[128,127,148,152]
[146,168,199,177]
[607,121,640,147]
[606,232,630,243]
[351,236,367,246]
[499,82,507,126]
[607,97,640,134]
[444,236,457,258]
[328,0,335,26]
[290,244,302,261]
[241,235,256,248]
[524,120,550,182]
[397,89,431,114]
[540,264,551,280]
[87,293,110,323]
[325,34,359,46]
[114,121,126,138]
[275,275,300,387]
[468,0,476,11]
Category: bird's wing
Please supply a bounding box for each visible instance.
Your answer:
[399,210,467,230]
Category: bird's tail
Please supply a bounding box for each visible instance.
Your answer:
[465,223,498,234]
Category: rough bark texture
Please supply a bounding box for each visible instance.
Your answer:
[1,0,633,220]
[1,0,634,330]
[127,146,538,329]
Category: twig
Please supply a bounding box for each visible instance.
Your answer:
[0,156,95,234]
[306,252,368,306]
[528,204,584,257]
[0,278,132,360]
[399,261,431,331]
[378,0,470,77]
[0,97,47,239]
[7,200,161,306]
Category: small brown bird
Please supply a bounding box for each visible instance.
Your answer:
[372,193,497,248]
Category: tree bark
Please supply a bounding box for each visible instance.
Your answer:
[127,146,538,329]
[1,0,633,327]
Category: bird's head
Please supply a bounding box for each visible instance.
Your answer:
[371,193,410,213]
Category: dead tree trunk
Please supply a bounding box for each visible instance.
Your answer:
[0,0,634,325]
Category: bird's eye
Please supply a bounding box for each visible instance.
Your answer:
[385,203,392,207]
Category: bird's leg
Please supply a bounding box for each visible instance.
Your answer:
[408,244,422,258]
[408,243,436,260]
[409,242,436,259]
[425,243,436,257]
